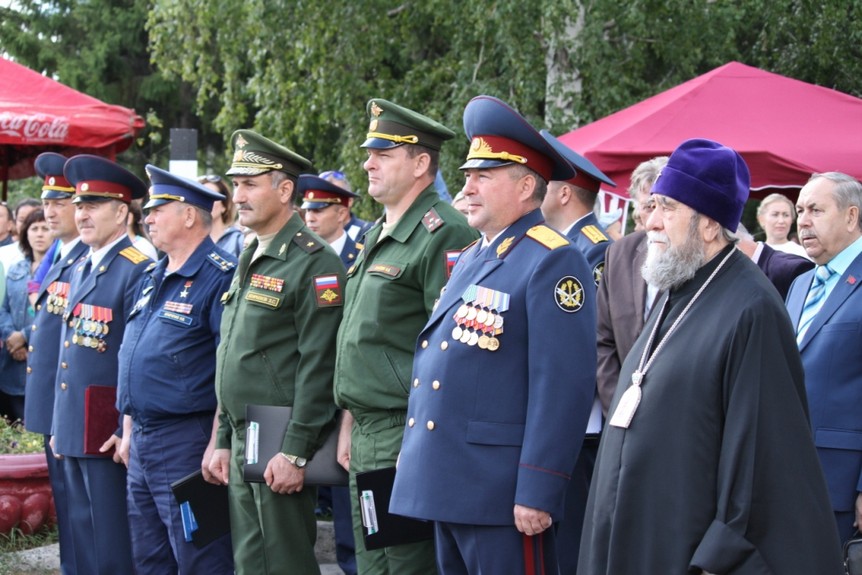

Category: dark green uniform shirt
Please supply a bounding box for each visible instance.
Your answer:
[334,185,479,415]
[215,213,345,457]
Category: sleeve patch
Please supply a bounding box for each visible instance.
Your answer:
[445,250,462,279]
[526,225,569,250]
[581,225,609,245]
[554,276,585,313]
[314,274,343,307]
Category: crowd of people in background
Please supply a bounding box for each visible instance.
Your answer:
[0,92,859,575]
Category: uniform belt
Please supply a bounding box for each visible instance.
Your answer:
[352,410,406,434]
[583,433,601,447]
[132,411,212,434]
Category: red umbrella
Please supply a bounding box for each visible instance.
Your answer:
[559,61,862,200]
[0,57,145,198]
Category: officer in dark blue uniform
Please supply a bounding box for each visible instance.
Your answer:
[117,165,236,574]
[319,170,374,242]
[53,154,153,575]
[25,152,89,574]
[539,130,617,574]
[389,96,597,574]
[300,174,362,269]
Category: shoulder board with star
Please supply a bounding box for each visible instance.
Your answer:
[119,246,150,264]
[526,225,570,250]
[581,224,609,245]
[207,251,237,273]
[292,231,324,254]
[421,207,445,233]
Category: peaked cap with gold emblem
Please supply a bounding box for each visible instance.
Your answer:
[460,96,574,183]
[298,174,359,210]
[64,154,147,204]
[361,98,455,151]
[35,152,75,200]
[539,130,616,193]
[226,129,312,178]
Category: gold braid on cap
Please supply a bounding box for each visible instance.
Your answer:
[365,131,419,145]
[467,137,528,164]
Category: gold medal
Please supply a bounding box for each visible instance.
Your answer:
[102,324,109,335]
[476,309,488,324]
[487,337,500,351]
[478,334,489,349]
[451,326,463,340]
[459,329,471,344]
[468,331,479,346]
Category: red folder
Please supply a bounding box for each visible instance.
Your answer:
[83,385,119,456]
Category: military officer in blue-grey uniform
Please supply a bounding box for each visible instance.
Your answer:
[53,154,153,575]
[389,96,597,575]
[538,130,617,574]
[208,130,345,575]
[319,170,375,242]
[117,165,236,574]
[25,152,88,574]
[300,174,363,268]
[334,98,478,575]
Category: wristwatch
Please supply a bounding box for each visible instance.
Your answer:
[281,453,308,468]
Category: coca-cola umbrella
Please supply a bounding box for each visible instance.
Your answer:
[0,57,144,199]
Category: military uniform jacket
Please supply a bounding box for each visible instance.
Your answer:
[333,185,479,415]
[117,238,236,428]
[389,209,597,525]
[52,237,152,457]
[567,212,611,287]
[24,240,89,434]
[215,214,345,458]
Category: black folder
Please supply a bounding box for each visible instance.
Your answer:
[243,405,348,486]
[355,466,434,550]
[169,470,230,549]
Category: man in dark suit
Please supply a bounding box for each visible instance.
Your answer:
[735,223,813,299]
[390,95,596,574]
[53,155,153,574]
[539,131,617,574]
[595,157,667,415]
[786,171,862,542]
[25,152,90,574]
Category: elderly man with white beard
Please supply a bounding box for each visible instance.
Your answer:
[578,138,843,575]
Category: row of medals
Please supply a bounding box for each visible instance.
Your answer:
[70,317,109,352]
[46,293,67,315]
[452,303,504,351]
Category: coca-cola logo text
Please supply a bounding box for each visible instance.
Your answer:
[0,112,70,142]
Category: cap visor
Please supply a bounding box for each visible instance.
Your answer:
[458,158,513,171]
[360,137,403,150]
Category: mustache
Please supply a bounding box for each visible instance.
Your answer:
[647,231,669,243]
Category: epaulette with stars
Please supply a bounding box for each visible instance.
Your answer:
[421,207,445,233]
[292,231,324,254]
[207,251,237,272]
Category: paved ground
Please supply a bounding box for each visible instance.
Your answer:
[6,521,344,575]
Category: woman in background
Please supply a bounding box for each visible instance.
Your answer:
[757,192,810,259]
[0,209,51,423]
[127,200,159,260]
[199,174,244,257]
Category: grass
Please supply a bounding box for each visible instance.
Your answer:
[0,418,43,455]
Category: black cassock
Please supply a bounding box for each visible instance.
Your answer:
[579,245,843,574]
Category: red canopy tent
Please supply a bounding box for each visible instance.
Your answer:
[0,57,144,198]
[559,61,862,200]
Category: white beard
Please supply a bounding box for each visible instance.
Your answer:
[641,217,706,292]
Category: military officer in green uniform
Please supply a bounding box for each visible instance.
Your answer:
[334,99,479,574]
[208,130,346,575]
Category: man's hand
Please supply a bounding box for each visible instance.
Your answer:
[337,410,354,472]
[201,412,221,483]
[264,454,305,495]
[514,504,552,536]
[100,434,123,465]
[208,448,231,485]
[853,492,862,532]
[49,435,62,460]
[6,331,26,354]
[117,415,132,468]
